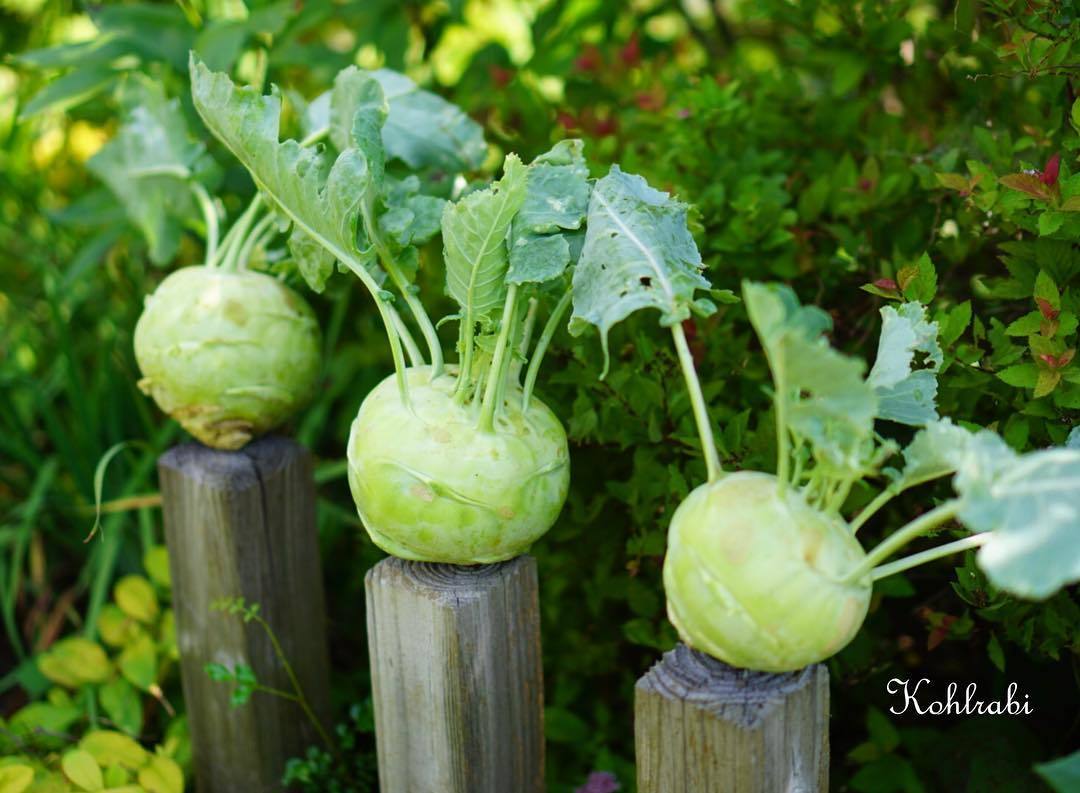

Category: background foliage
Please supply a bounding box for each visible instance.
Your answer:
[1,1,1078,791]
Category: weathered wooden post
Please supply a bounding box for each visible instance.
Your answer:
[635,643,829,793]
[158,436,332,793]
[365,555,544,793]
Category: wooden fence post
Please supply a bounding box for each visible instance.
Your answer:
[365,556,544,793]
[635,643,829,793]
[158,436,332,793]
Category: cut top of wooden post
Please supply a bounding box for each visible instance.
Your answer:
[635,643,829,793]
[365,555,544,793]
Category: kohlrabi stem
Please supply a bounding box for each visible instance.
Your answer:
[870,533,989,582]
[849,487,899,534]
[234,212,276,272]
[850,466,960,535]
[670,321,722,483]
[389,303,424,368]
[339,259,410,407]
[454,318,475,404]
[522,289,571,412]
[518,297,539,364]
[361,197,442,376]
[298,127,329,148]
[844,500,961,584]
[773,366,790,493]
[219,194,264,271]
[190,181,220,266]
[497,294,528,408]
[478,284,518,433]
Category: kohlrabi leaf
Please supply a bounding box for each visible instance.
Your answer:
[189,56,378,293]
[743,281,876,476]
[330,68,388,164]
[443,154,528,325]
[887,418,972,491]
[868,302,943,426]
[372,69,487,172]
[315,67,486,172]
[571,166,710,372]
[508,139,590,285]
[955,446,1080,599]
[1067,426,1080,449]
[87,76,205,264]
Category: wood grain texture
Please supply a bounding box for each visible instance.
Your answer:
[158,436,332,793]
[635,643,829,793]
[365,555,544,793]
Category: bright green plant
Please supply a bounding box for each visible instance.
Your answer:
[0,546,188,792]
[572,166,1080,671]
[189,60,585,563]
[204,597,331,750]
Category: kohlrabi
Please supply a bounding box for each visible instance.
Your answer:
[190,59,585,563]
[134,266,320,450]
[89,75,321,450]
[574,167,1080,672]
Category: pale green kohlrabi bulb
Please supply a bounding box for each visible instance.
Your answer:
[664,471,872,672]
[134,266,321,450]
[347,367,570,564]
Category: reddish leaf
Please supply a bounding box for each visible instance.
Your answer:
[874,278,899,290]
[1036,297,1060,321]
[1040,153,1061,186]
[574,46,603,72]
[620,34,641,67]
[488,66,513,88]
[1000,173,1051,200]
[593,116,618,137]
[927,614,958,651]
[634,89,665,112]
[1040,350,1075,369]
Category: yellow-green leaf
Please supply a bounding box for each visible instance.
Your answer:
[102,765,131,787]
[1035,368,1062,398]
[99,677,143,737]
[0,765,34,793]
[935,172,969,192]
[113,576,159,624]
[1061,195,1080,212]
[142,547,171,589]
[97,605,139,648]
[159,610,178,661]
[9,701,82,736]
[61,749,104,792]
[137,756,183,793]
[78,731,149,770]
[118,633,158,691]
[38,638,111,688]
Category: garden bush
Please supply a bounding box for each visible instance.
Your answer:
[1,1,1078,791]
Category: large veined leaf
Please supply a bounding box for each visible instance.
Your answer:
[369,68,487,172]
[442,154,527,326]
[190,56,377,293]
[743,281,876,476]
[571,166,710,370]
[886,418,973,491]
[956,445,1080,599]
[87,76,204,264]
[867,302,943,426]
[507,139,590,285]
[303,67,487,173]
